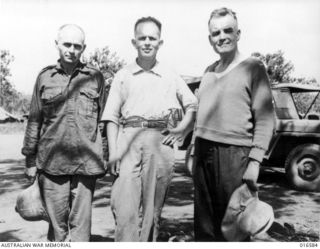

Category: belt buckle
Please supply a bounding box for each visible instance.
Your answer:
[141,121,148,128]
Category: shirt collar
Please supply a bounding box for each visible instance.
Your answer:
[53,60,91,76]
[130,59,162,77]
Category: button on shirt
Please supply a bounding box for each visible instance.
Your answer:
[22,61,107,175]
[101,61,197,124]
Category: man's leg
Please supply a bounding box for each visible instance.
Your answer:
[193,138,250,241]
[111,128,143,241]
[193,138,218,241]
[38,173,70,242]
[68,175,96,242]
[215,143,250,241]
[140,130,175,242]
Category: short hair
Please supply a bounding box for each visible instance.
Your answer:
[208,7,238,25]
[134,16,162,33]
[57,24,85,42]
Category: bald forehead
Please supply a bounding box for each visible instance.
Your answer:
[57,25,85,44]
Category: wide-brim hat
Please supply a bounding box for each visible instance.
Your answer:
[221,183,274,241]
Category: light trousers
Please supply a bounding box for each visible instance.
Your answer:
[38,173,96,242]
[111,128,175,241]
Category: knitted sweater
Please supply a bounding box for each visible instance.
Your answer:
[195,57,275,162]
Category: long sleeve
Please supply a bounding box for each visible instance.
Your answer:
[249,61,276,162]
[21,76,43,156]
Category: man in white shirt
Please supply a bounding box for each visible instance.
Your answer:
[101,16,197,241]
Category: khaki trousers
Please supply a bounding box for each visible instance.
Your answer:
[38,173,96,242]
[111,128,175,241]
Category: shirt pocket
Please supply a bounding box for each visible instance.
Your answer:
[78,88,100,119]
[41,88,63,118]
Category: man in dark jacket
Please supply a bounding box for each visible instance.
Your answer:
[22,24,107,241]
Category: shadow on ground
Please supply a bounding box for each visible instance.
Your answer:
[0,229,22,242]
[0,160,29,195]
[266,221,319,242]
[1,159,319,242]
[259,168,320,217]
[90,234,114,242]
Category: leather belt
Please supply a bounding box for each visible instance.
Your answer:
[122,117,167,129]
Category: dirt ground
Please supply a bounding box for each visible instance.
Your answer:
[0,133,319,242]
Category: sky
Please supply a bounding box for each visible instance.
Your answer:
[1,0,320,94]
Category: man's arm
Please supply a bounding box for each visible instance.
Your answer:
[96,71,107,120]
[162,74,198,146]
[162,110,196,146]
[22,75,43,181]
[106,121,120,176]
[243,60,275,190]
[100,70,124,175]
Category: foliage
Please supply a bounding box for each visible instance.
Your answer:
[1,50,28,114]
[292,92,320,115]
[0,50,31,115]
[252,50,294,83]
[84,46,125,160]
[85,46,126,89]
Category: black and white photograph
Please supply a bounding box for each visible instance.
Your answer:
[0,0,319,246]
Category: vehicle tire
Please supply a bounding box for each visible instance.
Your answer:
[185,144,194,176]
[285,143,320,192]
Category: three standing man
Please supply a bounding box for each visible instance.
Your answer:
[193,8,275,241]
[22,7,274,243]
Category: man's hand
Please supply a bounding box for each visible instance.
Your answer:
[242,159,260,191]
[107,156,120,176]
[25,155,37,182]
[161,127,185,146]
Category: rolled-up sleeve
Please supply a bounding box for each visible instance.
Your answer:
[175,75,198,113]
[21,76,43,156]
[101,71,124,125]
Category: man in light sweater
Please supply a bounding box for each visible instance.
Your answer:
[193,7,275,241]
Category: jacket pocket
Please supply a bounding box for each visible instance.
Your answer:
[41,89,63,118]
[78,89,100,119]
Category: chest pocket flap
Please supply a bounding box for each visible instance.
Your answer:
[41,88,63,104]
[79,89,100,118]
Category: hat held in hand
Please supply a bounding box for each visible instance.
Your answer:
[221,183,274,241]
[15,177,49,222]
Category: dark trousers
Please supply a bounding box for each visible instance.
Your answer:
[38,173,97,242]
[193,137,250,241]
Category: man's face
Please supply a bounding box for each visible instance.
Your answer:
[55,27,86,65]
[208,15,240,55]
[132,21,163,60]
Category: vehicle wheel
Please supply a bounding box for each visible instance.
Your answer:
[185,144,194,176]
[285,144,320,192]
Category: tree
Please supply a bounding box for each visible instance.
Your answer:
[85,46,126,89]
[252,50,294,83]
[0,50,20,113]
[84,46,125,161]
[1,50,31,114]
